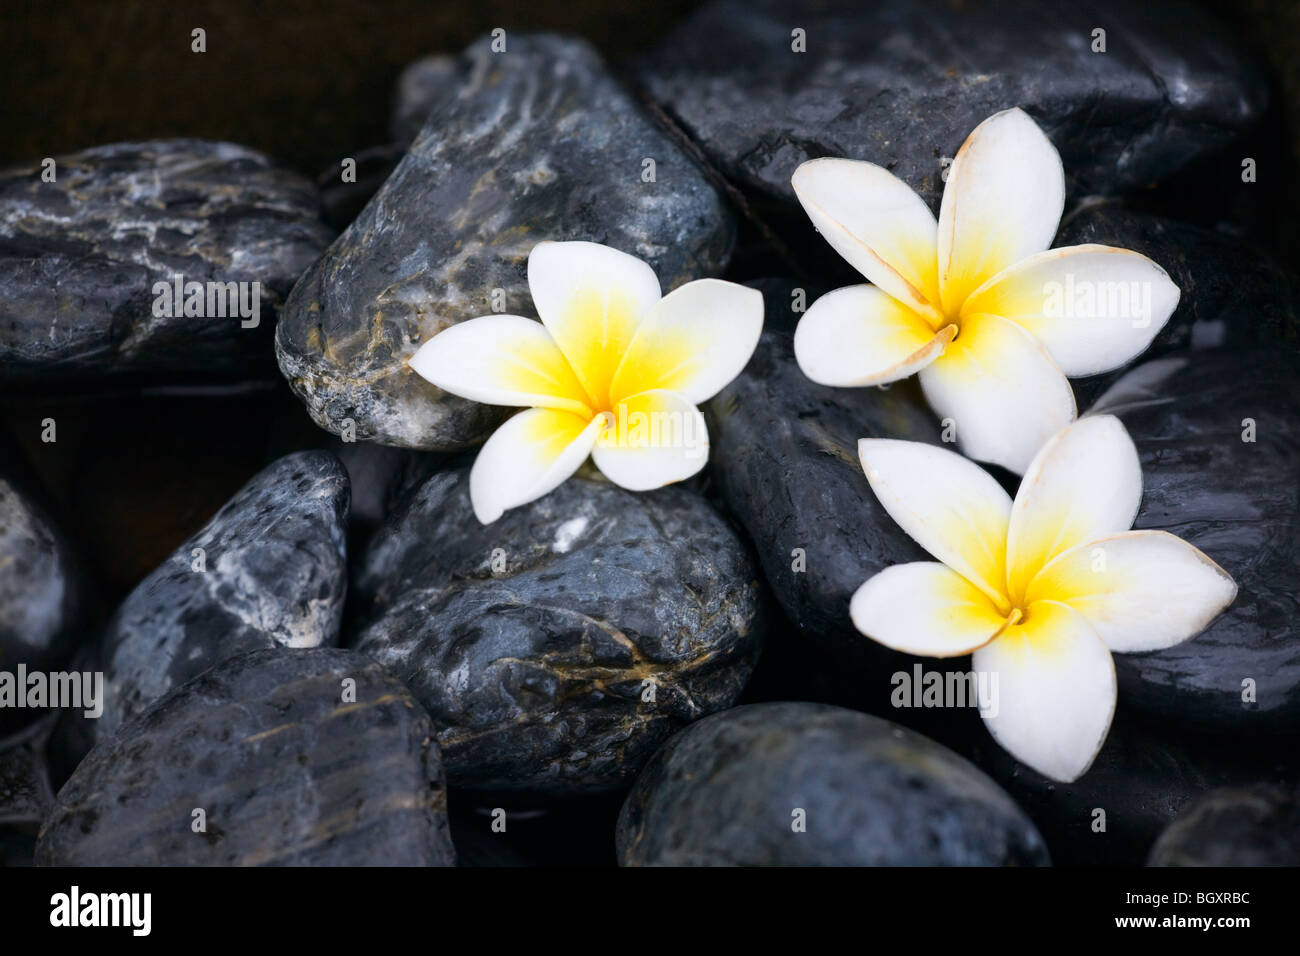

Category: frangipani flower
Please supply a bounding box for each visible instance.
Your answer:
[791,108,1181,474]
[851,415,1236,782]
[409,240,764,523]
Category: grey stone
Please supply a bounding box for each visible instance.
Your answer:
[350,467,764,795]
[276,33,735,450]
[1088,351,1300,732]
[960,707,1299,866]
[706,331,939,659]
[617,702,1050,866]
[1059,202,1298,406]
[390,54,460,145]
[36,647,456,866]
[1148,786,1300,866]
[0,140,333,382]
[639,0,1267,207]
[93,450,350,741]
[0,479,84,682]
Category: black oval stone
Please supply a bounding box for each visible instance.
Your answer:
[617,701,1049,866]
[1148,786,1300,866]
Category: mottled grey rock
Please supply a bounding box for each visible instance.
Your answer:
[0,480,86,733]
[93,450,350,742]
[1088,351,1300,731]
[390,54,460,145]
[0,140,334,382]
[36,647,456,866]
[617,702,1049,866]
[1148,786,1300,866]
[350,467,764,795]
[639,0,1267,207]
[276,33,735,450]
[707,332,938,658]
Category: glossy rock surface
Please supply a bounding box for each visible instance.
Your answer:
[37,647,456,866]
[351,468,764,795]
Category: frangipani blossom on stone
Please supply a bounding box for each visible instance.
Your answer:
[850,415,1236,782]
[791,108,1181,474]
[408,240,763,523]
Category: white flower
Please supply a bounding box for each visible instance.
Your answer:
[408,240,764,523]
[851,415,1236,782]
[791,108,1181,474]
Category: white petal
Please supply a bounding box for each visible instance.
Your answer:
[591,389,708,491]
[794,285,955,387]
[963,245,1181,376]
[974,600,1116,782]
[408,314,591,416]
[918,312,1076,475]
[858,438,1012,611]
[791,158,943,322]
[938,108,1065,315]
[1005,415,1141,603]
[469,408,603,524]
[610,279,764,405]
[1026,531,1237,653]
[527,240,662,407]
[850,562,1008,657]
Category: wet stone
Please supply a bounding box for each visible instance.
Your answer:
[91,450,350,742]
[1089,351,1300,732]
[275,33,735,450]
[350,467,764,796]
[0,140,334,383]
[639,0,1267,208]
[617,701,1050,866]
[36,647,456,866]
[706,332,938,661]
[1148,786,1300,866]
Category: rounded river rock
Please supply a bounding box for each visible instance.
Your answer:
[617,702,1049,866]
[350,468,764,796]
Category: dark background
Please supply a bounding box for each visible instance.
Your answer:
[0,0,702,176]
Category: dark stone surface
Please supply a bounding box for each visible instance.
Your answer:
[638,0,1267,208]
[91,450,350,742]
[1059,202,1298,407]
[0,716,56,866]
[36,647,456,866]
[390,54,461,145]
[706,331,939,659]
[1088,351,1300,732]
[958,707,1300,866]
[276,33,735,450]
[616,701,1049,866]
[1148,786,1300,866]
[350,467,764,795]
[0,478,85,684]
[0,140,333,383]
